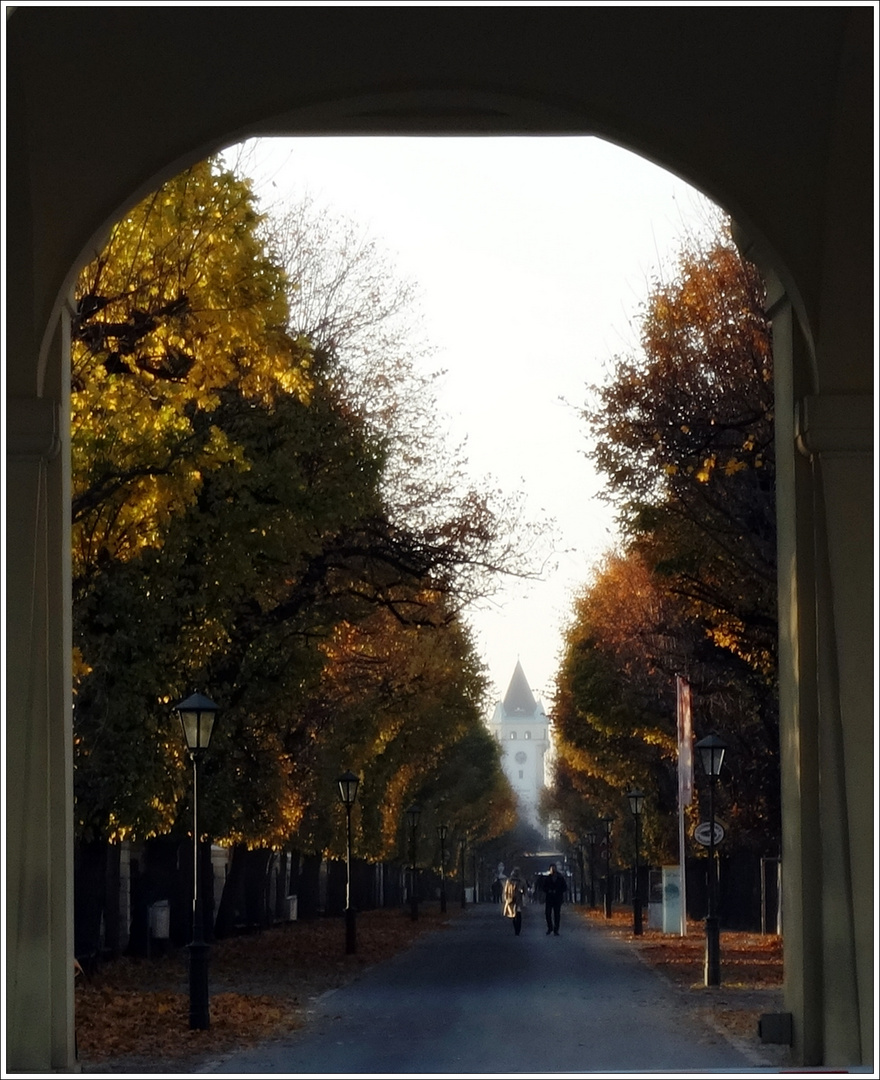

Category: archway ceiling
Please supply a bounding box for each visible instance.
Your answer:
[8,6,869,379]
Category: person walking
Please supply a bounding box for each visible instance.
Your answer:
[543,862,567,935]
[502,867,526,935]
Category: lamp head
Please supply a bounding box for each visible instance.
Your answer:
[695,733,728,778]
[174,693,219,755]
[337,770,360,808]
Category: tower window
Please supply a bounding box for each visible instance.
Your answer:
[518,770,524,779]
[524,731,531,739]
[510,731,517,739]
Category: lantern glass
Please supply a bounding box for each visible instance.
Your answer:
[586,830,596,843]
[695,734,728,777]
[175,693,219,753]
[337,771,360,808]
[627,789,645,817]
[406,803,421,831]
[437,823,448,841]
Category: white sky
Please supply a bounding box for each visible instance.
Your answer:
[232,136,719,709]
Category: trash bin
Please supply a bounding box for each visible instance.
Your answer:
[149,900,170,939]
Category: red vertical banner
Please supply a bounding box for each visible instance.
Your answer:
[676,675,693,806]
[676,675,692,936]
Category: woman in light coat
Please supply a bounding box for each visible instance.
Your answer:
[502,867,526,936]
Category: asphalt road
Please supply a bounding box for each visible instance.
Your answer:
[198,902,780,1076]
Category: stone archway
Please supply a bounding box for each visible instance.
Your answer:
[6,8,874,1071]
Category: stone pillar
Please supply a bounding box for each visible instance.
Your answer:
[772,282,874,1067]
[796,392,874,1067]
[771,290,824,1066]
[5,312,77,1071]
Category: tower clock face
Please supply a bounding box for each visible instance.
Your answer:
[515,751,527,764]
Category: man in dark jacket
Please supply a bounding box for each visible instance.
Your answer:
[542,862,567,935]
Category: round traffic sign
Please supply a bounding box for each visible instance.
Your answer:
[693,821,725,846]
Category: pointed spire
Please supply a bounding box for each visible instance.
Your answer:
[502,660,538,716]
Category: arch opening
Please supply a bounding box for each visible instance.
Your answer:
[6,9,873,1070]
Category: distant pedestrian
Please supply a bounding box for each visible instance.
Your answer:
[502,867,526,935]
[543,862,567,935]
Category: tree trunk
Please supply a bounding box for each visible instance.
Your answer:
[200,840,217,941]
[297,852,322,919]
[325,859,345,916]
[243,848,272,930]
[273,850,291,920]
[103,842,122,957]
[125,853,150,957]
[74,839,107,974]
[214,843,248,939]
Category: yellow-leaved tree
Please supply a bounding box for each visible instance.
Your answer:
[71,157,312,588]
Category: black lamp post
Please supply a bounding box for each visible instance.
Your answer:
[695,733,728,986]
[337,770,360,954]
[627,789,645,936]
[601,815,614,918]
[459,837,467,908]
[586,830,597,908]
[406,803,421,921]
[174,692,219,1031]
[437,824,448,914]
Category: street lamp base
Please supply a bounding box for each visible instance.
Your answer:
[187,940,211,1030]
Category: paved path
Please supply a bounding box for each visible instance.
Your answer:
[198,904,781,1075]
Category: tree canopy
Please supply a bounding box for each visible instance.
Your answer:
[549,220,779,862]
[71,157,532,853]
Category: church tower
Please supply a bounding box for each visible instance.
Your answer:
[487,661,550,833]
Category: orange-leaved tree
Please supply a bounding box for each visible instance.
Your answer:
[551,218,779,859]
